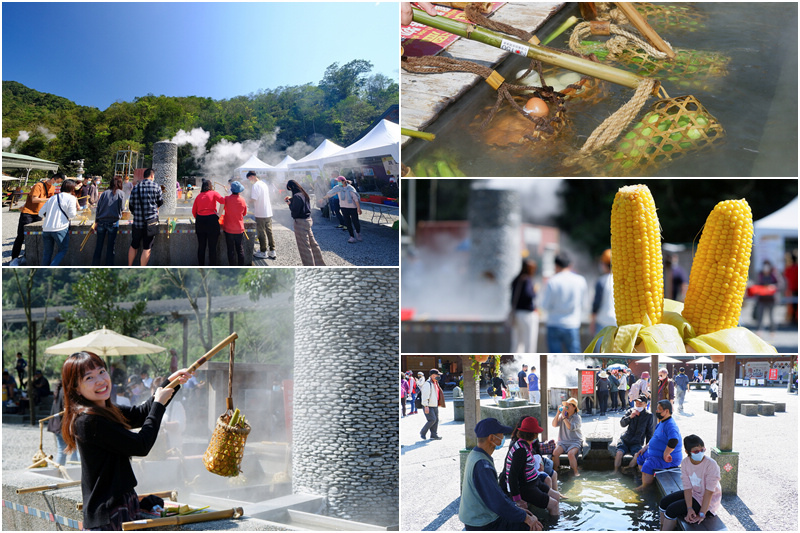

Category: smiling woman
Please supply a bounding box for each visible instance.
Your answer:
[60,351,192,530]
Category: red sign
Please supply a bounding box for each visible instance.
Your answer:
[581,370,595,395]
[769,368,778,381]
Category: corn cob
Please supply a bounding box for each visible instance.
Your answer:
[682,199,753,335]
[610,185,664,327]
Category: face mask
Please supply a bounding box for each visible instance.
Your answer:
[495,435,506,450]
[635,406,645,412]
[691,451,705,462]
[655,411,664,420]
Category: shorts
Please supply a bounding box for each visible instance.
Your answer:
[616,440,642,456]
[558,441,582,454]
[637,452,679,475]
[131,220,158,250]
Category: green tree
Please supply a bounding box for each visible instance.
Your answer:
[61,270,147,336]
[239,269,295,301]
[319,59,374,107]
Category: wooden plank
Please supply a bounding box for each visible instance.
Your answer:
[401,2,565,144]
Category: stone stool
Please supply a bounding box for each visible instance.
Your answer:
[757,403,775,416]
[740,403,759,416]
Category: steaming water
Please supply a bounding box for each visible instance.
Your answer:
[403,3,797,176]
[550,471,660,531]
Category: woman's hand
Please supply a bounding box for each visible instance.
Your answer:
[685,509,699,523]
[168,369,193,385]
[516,499,528,510]
[154,387,175,405]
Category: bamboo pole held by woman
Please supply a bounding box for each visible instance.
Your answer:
[411,8,660,94]
[121,507,244,530]
[165,332,238,390]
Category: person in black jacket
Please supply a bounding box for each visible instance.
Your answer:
[285,180,325,266]
[614,394,655,473]
[60,351,192,530]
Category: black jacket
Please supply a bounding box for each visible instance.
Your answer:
[619,407,655,447]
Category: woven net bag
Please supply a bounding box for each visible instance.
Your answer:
[622,3,708,33]
[202,412,251,477]
[604,95,725,173]
[201,340,251,477]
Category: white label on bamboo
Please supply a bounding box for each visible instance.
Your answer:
[500,39,529,56]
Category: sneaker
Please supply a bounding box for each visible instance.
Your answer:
[267,250,276,259]
[430,436,443,440]
[348,237,356,244]
[420,433,427,440]
[336,224,347,229]
[253,251,267,259]
[356,233,362,242]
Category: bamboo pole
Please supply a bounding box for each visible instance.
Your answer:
[411,8,660,94]
[122,507,244,530]
[26,456,51,469]
[615,3,675,59]
[78,490,177,511]
[16,480,81,494]
[165,332,238,390]
[401,128,436,141]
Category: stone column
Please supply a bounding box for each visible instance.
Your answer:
[468,186,521,312]
[153,141,177,215]
[293,269,399,526]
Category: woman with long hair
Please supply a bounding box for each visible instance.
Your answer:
[92,175,125,265]
[285,179,325,266]
[61,352,191,530]
[191,179,225,265]
[509,259,539,353]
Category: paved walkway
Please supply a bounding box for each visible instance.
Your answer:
[400,386,797,531]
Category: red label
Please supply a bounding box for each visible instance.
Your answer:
[581,370,595,395]
[769,368,778,380]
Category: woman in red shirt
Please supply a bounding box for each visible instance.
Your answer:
[223,180,247,265]
[191,179,224,265]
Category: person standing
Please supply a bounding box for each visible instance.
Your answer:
[15,353,28,390]
[222,181,247,266]
[285,180,325,266]
[122,176,133,208]
[656,368,675,406]
[420,369,444,440]
[596,371,610,416]
[246,171,276,260]
[629,371,650,408]
[40,179,79,266]
[590,249,616,336]
[47,380,80,466]
[618,369,630,409]
[517,364,529,401]
[92,176,125,266]
[510,259,539,353]
[540,252,588,353]
[127,168,163,266]
[400,373,409,418]
[10,173,64,264]
[326,172,346,229]
[84,177,99,209]
[191,179,225,266]
[407,371,419,415]
[459,418,543,531]
[674,367,690,413]
[528,366,540,404]
[754,259,780,334]
[608,369,621,412]
[321,176,362,243]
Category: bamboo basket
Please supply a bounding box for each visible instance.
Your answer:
[201,340,250,477]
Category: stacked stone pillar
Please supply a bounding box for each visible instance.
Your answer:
[292,269,399,526]
[153,141,177,215]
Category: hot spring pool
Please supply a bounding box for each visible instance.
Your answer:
[544,471,659,531]
[402,2,798,177]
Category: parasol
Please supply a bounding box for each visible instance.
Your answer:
[634,354,684,364]
[606,363,630,371]
[45,326,166,356]
[686,357,715,365]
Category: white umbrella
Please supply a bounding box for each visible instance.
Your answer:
[686,357,715,365]
[45,326,166,356]
[635,355,684,364]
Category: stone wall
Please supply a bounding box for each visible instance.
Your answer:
[292,269,399,526]
[153,141,177,215]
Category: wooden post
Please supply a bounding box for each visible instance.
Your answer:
[650,354,658,402]
[540,353,548,442]
[717,356,736,451]
[462,355,480,449]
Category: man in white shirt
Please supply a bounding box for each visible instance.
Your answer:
[246,171,275,259]
[540,252,588,353]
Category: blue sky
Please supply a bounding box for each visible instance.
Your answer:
[2,2,399,110]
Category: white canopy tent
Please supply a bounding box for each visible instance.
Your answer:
[287,139,344,177]
[234,154,272,181]
[320,119,400,166]
[268,155,296,182]
[753,197,798,274]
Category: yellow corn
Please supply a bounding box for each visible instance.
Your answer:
[682,199,753,335]
[610,185,664,326]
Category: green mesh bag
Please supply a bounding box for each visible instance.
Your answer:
[634,3,708,33]
[605,95,725,173]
